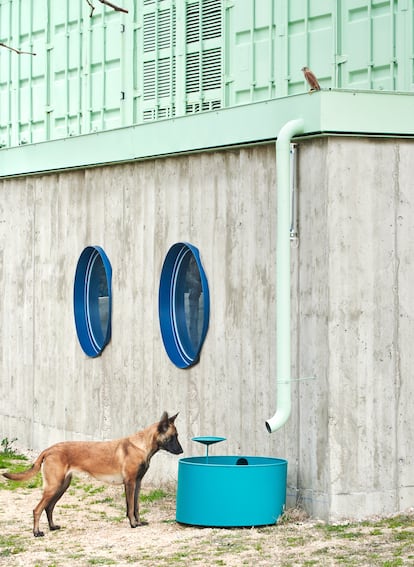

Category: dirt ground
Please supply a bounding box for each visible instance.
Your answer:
[0,457,413,567]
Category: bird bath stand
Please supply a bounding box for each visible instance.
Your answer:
[191,436,226,463]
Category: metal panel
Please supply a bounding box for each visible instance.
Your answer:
[50,3,84,140]
[15,1,37,145]
[338,0,398,90]
[1,0,413,152]
[0,1,12,147]
[410,0,414,89]
[84,7,123,133]
[0,0,125,146]
[226,0,334,101]
[395,0,414,91]
[0,0,48,146]
[225,0,277,105]
[287,0,334,95]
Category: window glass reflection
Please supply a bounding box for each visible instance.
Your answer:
[184,255,203,351]
[92,257,110,337]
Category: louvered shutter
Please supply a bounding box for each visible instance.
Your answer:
[185,0,222,114]
[141,0,176,122]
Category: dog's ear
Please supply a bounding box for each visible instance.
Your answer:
[158,412,170,434]
[169,412,179,424]
[158,412,179,433]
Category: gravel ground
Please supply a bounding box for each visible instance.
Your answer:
[0,453,413,567]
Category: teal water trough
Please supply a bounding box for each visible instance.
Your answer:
[176,437,287,527]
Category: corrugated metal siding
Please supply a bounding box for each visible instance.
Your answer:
[0,0,413,148]
[286,0,334,94]
[225,0,277,104]
[50,3,124,137]
[338,0,398,91]
[0,0,124,145]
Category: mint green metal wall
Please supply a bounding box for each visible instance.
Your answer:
[0,0,413,149]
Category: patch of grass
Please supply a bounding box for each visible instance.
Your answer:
[1,437,18,455]
[92,496,115,504]
[169,551,203,563]
[0,451,27,470]
[287,536,308,546]
[393,530,413,542]
[0,457,42,491]
[0,466,42,491]
[214,539,249,555]
[60,503,81,510]
[124,555,146,564]
[68,553,86,560]
[334,556,359,566]
[44,546,60,555]
[312,546,330,555]
[106,514,125,524]
[0,534,27,557]
[376,515,413,529]
[319,522,371,539]
[88,558,117,565]
[340,530,365,539]
[319,523,350,534]
[82,484,106,496]
[382,559,404,567]
[140,488,168,503]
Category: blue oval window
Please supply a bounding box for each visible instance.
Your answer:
[159,243,210,368]
[73,246,112,357]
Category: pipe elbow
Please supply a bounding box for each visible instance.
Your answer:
[265,405,291,434]
[276,118,305,149]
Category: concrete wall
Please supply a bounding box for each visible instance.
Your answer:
[295,137,414,519]
[0,137,413,520]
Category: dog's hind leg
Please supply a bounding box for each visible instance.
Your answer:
[33,490,56,537]
[33,471,71,537]
[45,473,72,532]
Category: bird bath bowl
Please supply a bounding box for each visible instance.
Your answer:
[176,437,287,527]
[191,436,226,462]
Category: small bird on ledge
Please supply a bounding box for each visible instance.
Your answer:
[301,66,321,92]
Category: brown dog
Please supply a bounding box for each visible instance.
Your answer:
[3,412,183,537]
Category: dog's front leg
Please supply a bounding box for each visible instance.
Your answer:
[124,479,141,528]
[133,478,142,524]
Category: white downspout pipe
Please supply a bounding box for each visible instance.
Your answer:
[266,118,304,433]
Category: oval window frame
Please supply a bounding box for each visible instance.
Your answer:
[159,242,210,368]
[73,246,112,357]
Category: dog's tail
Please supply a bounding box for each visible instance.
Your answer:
[2,452,45,482]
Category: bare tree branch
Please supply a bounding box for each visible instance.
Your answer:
[99,0,128,13]
[86,0,129,17]
[0,42,36,56]
[86,0,95,17]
